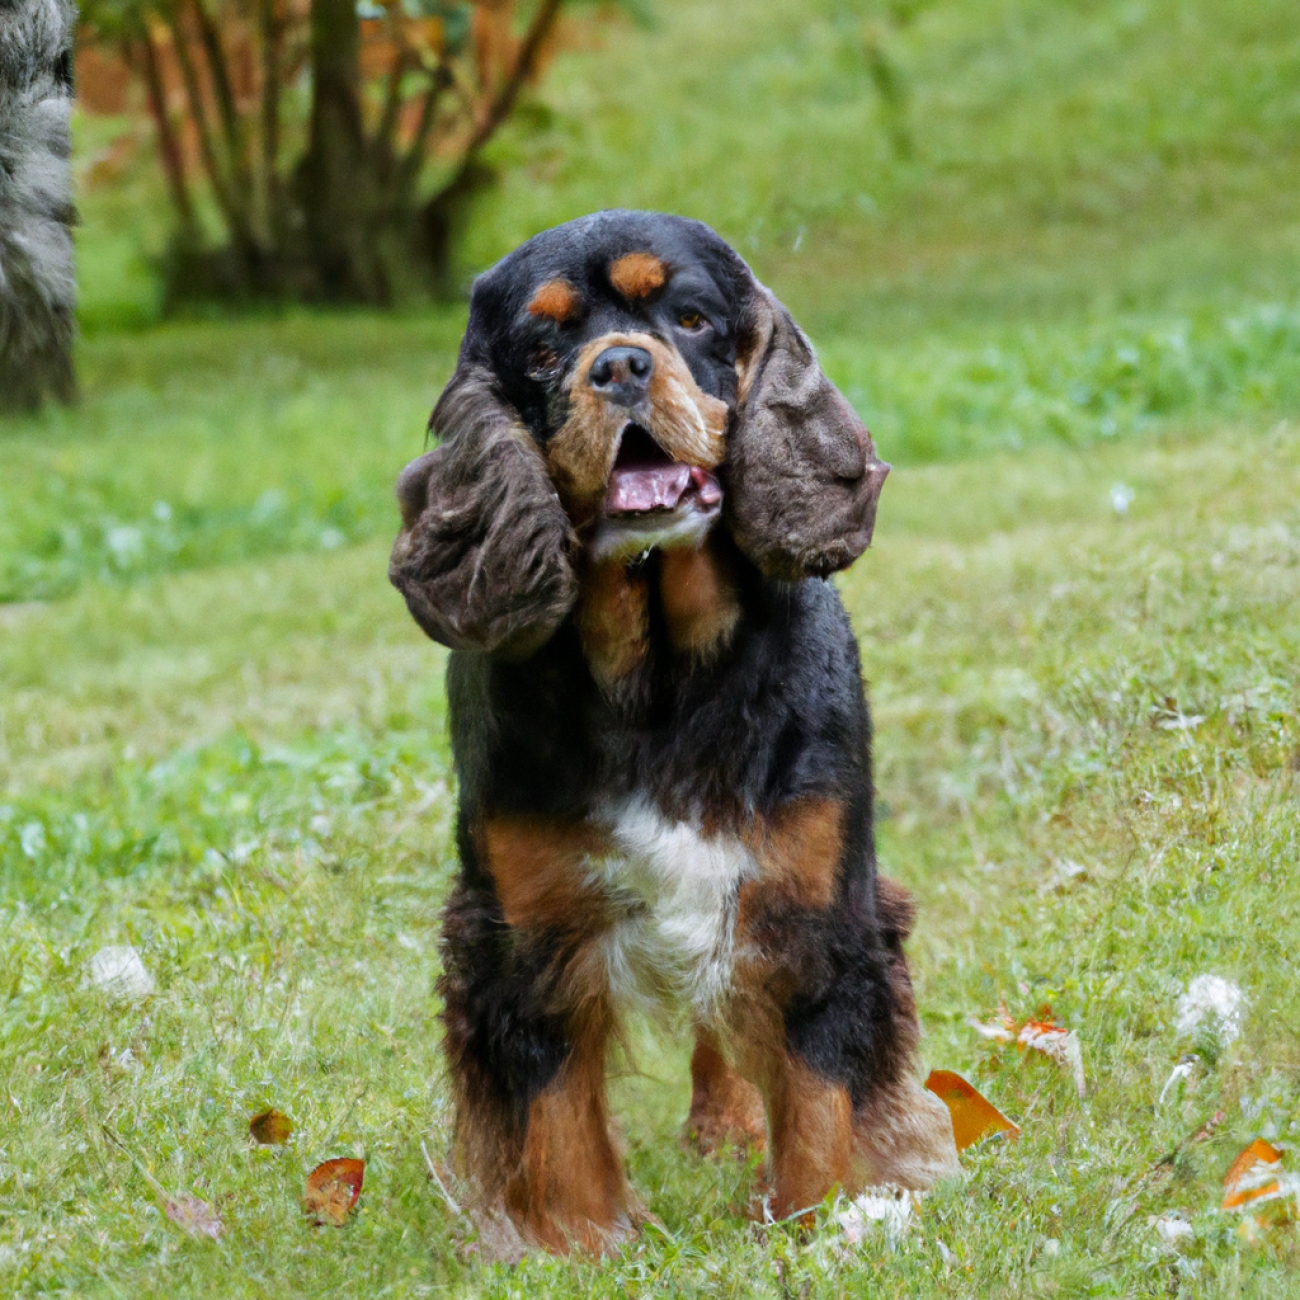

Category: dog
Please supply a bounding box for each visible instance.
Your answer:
[389,210,959,1257]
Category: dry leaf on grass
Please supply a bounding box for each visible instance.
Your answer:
[968,1000,1017,1043]
[1018,1018,1086,1098]
[1041,857,1089,893]
[1222,1138,1285,1211]
[1219,1138,1300,1239]
[249,1108,293,1145]
[1157,1055,1199,1105]
[925,1070,1020,1151]
[1191,1110,1225,1144]
[968,1003,1086,1097]
[1176,975,1244,1048]
[165,1195,224,1239]
[1153,1212,1194,1247]
[834,1188,915,1246]
[304,1158,365,1226]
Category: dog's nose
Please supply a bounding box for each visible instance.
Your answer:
[588,345,653,406]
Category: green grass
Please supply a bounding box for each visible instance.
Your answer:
[3,424,1299,1296]
[3,0,1300,1292]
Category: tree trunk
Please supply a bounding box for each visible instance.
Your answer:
[295,0,390,302]
[0,0,77,413]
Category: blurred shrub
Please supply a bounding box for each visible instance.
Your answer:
[826,302,1300,461]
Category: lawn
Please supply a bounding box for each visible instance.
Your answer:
[3,0,1300,1294]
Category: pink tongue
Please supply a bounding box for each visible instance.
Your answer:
[605,465,722,515]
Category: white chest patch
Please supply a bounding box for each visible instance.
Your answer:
[590,800,756,1019]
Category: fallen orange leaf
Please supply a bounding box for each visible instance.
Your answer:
[969,1005,1087,1097]
[1222,1138,1283,1211]
[304,1157,365,1226]
[925,1070,1020,1151]
[250,1108,293,1145]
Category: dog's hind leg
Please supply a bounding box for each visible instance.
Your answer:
[683,1024,767,1155]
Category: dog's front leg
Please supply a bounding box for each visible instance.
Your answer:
[503,1001,630,1255]
[725,997,856,1220]
[438,821,633,1257]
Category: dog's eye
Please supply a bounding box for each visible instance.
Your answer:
[677,311,708,331]
[527,347,561,379]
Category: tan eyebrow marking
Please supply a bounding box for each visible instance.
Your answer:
[528,279,582,321]
[609,252,668,300]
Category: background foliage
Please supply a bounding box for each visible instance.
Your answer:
[74,0,575,302]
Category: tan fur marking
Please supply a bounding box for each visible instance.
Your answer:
[528,279,581,322]
[684,1025,767,1155]
[548,331,728,504]
[546,365,621,505]
[506,996,633,1254]
[660,542,741,661]
[575,557,650,696]
[737,797,845,918]
[609,252,667,299]
[735,289,777,404]
[482,819,610,932]
[766,1057,856,1218]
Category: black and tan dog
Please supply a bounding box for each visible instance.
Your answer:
[389,210,959,1256]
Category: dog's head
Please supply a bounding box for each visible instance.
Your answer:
[390,210,889,657]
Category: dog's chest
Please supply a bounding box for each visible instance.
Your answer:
[591,800,756,1019]
[575,545,741,698]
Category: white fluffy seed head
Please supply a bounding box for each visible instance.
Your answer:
[1175,974,1244,1046]
[89,946,156,1004]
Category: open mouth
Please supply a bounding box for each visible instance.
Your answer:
[603,424,723,517]
[592,424,724,560]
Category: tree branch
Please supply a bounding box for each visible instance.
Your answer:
[166,11,259,259]
[167,13,234,217]
[135,24,200,241]
[429,0,563,200]
[394,59,452,201]
[190,0,252,205]
[259,0,286,237]
[465,0,562,161]
[373,43,410,175]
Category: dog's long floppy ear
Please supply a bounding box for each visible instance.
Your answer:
[725,282,890,581]
[388,363,578,659]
